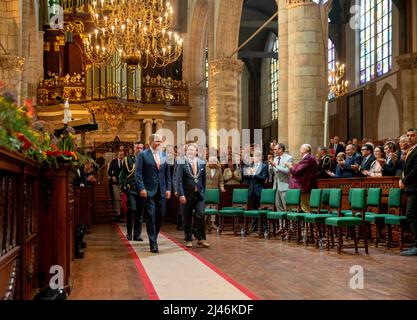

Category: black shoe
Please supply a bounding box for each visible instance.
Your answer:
[126,234,132,241]
[133,236,143,242]
[150,245,159,253]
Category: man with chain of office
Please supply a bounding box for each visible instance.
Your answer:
[175,143,210,248]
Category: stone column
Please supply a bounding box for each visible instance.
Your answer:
[154,119,165,131]
[143,119,153,145]
[286,0,331,158]
[188,85,207,134]
[397,53,417,131]
[208,58,244,147]
[277,0,289,147]
[137,119,142,141]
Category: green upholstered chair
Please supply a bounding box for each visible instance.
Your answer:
[286,189,322,244]
[303,189,341,247]
[204,189,220,233]
[340,188,353,216]
[218,188,248,235]
[325,188,368,254]
[266,189,301,240]
[379,189,407,250]
[243,189,276,238]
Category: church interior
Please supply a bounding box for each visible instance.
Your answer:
[1,0,417,301]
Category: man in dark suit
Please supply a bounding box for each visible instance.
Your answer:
[400,128,417,256]
[338,144,362,177]
[332,136,345,155]
[135,134,172,253]
[175,143,209,248]
[359,143,376,176]
[108,150,125,221]
[243,150,268,232]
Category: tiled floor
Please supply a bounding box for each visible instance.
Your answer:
[70,223,417,300]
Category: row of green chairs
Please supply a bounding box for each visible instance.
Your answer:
[204,187,409,253]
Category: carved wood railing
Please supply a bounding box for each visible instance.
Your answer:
[0,147,39,300]
[317,177,404,212]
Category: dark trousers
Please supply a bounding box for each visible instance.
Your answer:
[249,192,264,231]
[406,192,417,247]
[177,203,183,227]
[144,191,166,246]
[126,190,143,238]
[183,192,206,241]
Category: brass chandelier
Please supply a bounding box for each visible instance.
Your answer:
[328,62,349,99]
[84,0,183,68]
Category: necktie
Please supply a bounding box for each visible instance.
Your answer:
[193,160,198,176]
[154,152,160,170]
[277,156,281,166]
[118,159,120,168]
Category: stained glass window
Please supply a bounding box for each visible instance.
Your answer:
[359,0,392,84]
[270,37,278,121]
[328,38,336,100]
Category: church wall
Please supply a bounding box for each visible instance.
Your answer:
[241,64,249,130]
[329,1,404,142]
[0,0,43,105]
[260,57,271,129]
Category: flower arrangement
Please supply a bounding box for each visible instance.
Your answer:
[0,84,92,168]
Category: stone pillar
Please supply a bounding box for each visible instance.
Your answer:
[277,0,289,147]
[143,119,153,145]
[286,0,330,158]
[397,53,417,131]
[154,119,165,131]
[208,58,244,147]
[188,85,207,133]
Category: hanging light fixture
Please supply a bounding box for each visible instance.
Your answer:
[328,62,349,98]
[81,27,115,67]
[86,0,183,68]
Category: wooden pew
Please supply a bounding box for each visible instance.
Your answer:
[0,147,39,300]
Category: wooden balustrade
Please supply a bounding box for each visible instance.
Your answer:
[0,147,39,300]
[317,177,404,212]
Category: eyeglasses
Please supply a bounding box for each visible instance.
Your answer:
[361,148,368,151]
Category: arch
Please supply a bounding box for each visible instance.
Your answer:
[215,0,244,58]
[184,0,208,84]
[377,87,400,140]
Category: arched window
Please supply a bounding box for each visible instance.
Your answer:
[270,37,278,121]
[328,38,336,100]
[359,0,392,84]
